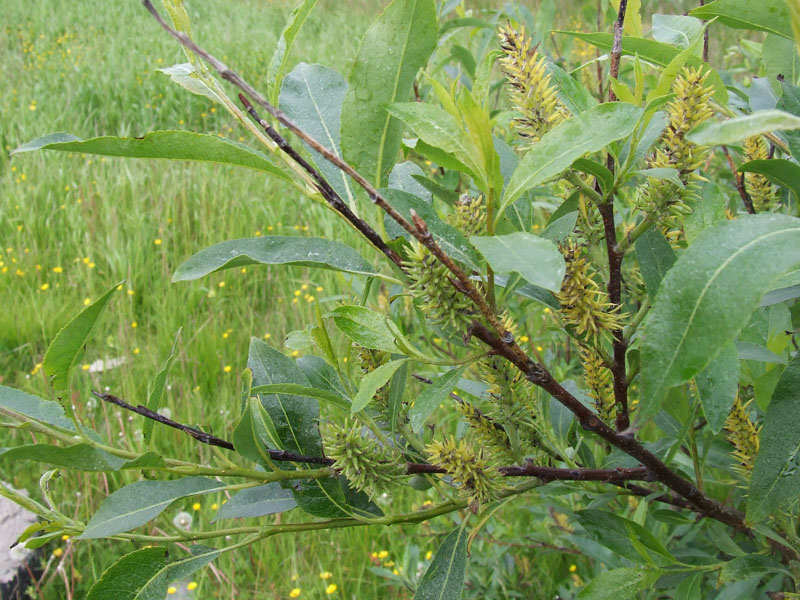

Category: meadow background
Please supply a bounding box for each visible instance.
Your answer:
[1,0,714,598]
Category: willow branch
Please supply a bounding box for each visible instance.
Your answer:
[607,0,628,103]
[722,145,756,214]
[142,0,763,546]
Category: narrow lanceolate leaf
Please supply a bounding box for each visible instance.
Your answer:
[639,215,800,418]
[43,282,120,392]
[86,545,221,600]
[267,0,318,105]
[157,63,223,104]
[143,329,181,448]
[172,237,377,282]
[409,367,464,432]
[340,0,438,187]
[470,233,565,292]
[79,477,227,539]
[689,0,793,39]
[635,228,676,300]
[11,131,289,181]
[415,525,468,600]
[695,341,739,434]
[545,63,597,114]
[748,355,800,523]
[0,385,76,431]
[739,159,800,200]
[233,397,283,467]
[279,62,357,211]
[0,444,161,472]
[686,110,800,146]
[577,567,662,600]
[351,359,409,414]
[212,483,297,521]
[501,103,642,214]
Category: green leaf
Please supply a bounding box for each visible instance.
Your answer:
[639,215,800,418]
[43,282,120,392]
[250,384,349,411]
[233,397,283,467]
[267,0,318,105]
[247,338,324,458]
[409,367,464,432]
[737,341,786,364]
[689,0,793,39]
[0,444,128,471]
[576,509,675,565]
[695,341,739,434]
[352,359,409,414]
[491,275,560,311]
[415,525,468,600]
[85,545,221,600]
[388,359,408,436]
[577,567,662,600]
[470,233,565,292]
[172,237,378,282]
[340,0,438,187]
[748,354,800,522]
[546,63,597,114]
[157,63,223,104]
[573,158,614,197]
[279,62,357,212]
[79,477,227,539]
[740,159,800,200]
[12,131,289,181]
[652,15,704,49]
[0,385,76,431]
[686,110,800,146]
[385,102,483,187]
[555,31,680,67]
[212,483,296,521]
[777,80,800,157]
[718,554,788,583]
[382,188,481,270]
[143,329,181,448]
[330,305,402,353]
[501,103,643,214]
[635,227,676,300]
[296,356,350,402]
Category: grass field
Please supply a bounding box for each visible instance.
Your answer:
[1,0,717,598]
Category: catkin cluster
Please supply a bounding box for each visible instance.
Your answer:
[453,194,486,237]
[405,240,476,332]
[499,24,568,143]
[456,400,516,463]
[636,67,714,229]
[743,136,778,212]
[556,241,625,343]
[324,419,405,500]
[725,397,760,476]
[426,436,503,505]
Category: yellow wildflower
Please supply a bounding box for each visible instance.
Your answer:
[325,584,337,594]
[52,548,63,557]
[187,582,198,591]
[289,589,301,598]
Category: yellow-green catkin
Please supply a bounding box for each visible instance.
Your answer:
[324,419,405,500]
[405,240,476,332]
[743,136,778,212]
[456,399,516,463]
[425,436,503,505]
[453,194,486,237]
[358,347,391,409]
[579,345,615,423]
[556,241,625,343]
[725,397,760,476]
[637,67,714,229]
[499,24,568,143]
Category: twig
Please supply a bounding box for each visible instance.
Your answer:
[700,0,709,63]
[606,0,627,103]
[237,95,403,268]
[722,146,756,214]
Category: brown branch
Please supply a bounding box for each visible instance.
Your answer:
[722,146,756,214]
[142,0,772,549]
[606,0,627,102]
[237,95,403,268]
[700,0,709,63]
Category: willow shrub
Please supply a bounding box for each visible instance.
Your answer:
[5,0,800,597]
